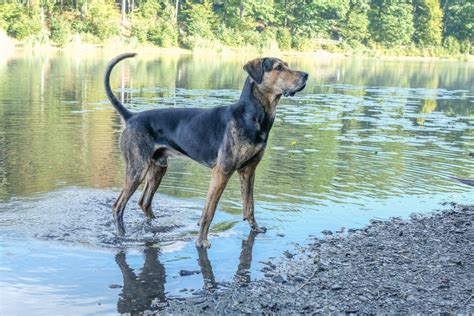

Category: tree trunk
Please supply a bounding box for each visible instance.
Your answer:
[121,0,126,25]
[175,0,179,23]
[239,0,243,19]
[223,0,227,20]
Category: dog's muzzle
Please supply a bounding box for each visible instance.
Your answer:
[284,72,308,97]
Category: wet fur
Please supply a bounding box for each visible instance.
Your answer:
[105,53,308,248]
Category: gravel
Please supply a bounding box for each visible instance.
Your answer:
[158,203,474,314]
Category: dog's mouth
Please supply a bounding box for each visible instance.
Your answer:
[283,83,307,97]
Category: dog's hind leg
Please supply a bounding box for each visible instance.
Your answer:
[113,160,148,236]
[138,163,167,219]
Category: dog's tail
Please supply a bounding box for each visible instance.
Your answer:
[104,53,137,121]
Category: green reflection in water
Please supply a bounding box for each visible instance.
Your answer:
[0,52,472,216]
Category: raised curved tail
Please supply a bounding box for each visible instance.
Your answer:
[104,53,137,121]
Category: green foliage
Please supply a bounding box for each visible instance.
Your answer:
[443,2,474,42]
[340,0,370,45]
[130,0,177,47]
[292,35,318,51]
[242,0,276,26]
[180,0,217,48]
[413,0,443,46]
[0,2,41,40]
[290,0,350,39]
[147,20,177,47]
[0,0,471,56]
[369,2,415,46]
[459,39,472,55]
[255,27,276,50]
[443,35,460,54]
[85,0,120,41]
[276,27,292,50]
[0,2,19,31]
[50,15,71,47]
[216,24,244,47]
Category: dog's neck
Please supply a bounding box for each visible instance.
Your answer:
[240,77,281,116]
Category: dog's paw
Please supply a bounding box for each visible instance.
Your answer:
[146,212,156,220]
[251,225,267,233]
[116,226,126,236]
[195,238,211,249]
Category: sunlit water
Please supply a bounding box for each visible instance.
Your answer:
[0,52,473,315]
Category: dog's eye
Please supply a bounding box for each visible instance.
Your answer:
[276,64,283,71]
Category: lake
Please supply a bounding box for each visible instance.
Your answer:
[0,51,473,315]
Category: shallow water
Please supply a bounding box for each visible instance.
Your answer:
[0,52,473,315]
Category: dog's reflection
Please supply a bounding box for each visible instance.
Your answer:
[197,230,258,286]
[115,231,257,313]
[115,246,166,314]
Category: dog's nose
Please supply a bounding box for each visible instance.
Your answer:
[302,72,309,81]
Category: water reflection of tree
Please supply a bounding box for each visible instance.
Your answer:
[0,55,472,200]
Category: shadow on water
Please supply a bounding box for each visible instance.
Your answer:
[115,231,257,314]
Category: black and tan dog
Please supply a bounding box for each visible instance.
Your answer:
[105,53,308,248]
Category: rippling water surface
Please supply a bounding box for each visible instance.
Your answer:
[0,52,473,315]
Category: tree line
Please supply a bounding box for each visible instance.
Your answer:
[0,0,472,55]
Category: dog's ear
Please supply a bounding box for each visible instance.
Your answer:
[243,58,266,84]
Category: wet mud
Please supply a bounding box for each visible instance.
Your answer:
[160,204,474,314]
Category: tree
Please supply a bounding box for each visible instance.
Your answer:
[340,0,370,44]
[290,0,350,39]
[369,1,415,46]
[413,0,443,46]
[180,0,218,47]
[442,1,473,42]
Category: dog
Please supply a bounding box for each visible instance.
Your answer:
[105,53,308,248]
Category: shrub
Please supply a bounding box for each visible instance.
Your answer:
[86,1,120,40]
[255,27,276,50]
[130,1,177,47]
[50,15,71,46]
[148,20,177,47]
[217,24,244,47]
[180,0,217,48]
[276,28,291,50]
[9,11,41,40]
[0,3,41,40]
[459,39,472,54]
[130,15,149,43]
[292,36,318,51]
[0,3,20,31]
[443,36,460,54]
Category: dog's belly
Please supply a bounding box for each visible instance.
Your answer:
[152,143,218,168]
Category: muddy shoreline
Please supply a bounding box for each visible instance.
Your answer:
[158,203,473,314]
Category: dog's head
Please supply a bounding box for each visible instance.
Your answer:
[243,57,308,97]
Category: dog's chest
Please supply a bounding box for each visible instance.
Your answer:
[221,120,267,167]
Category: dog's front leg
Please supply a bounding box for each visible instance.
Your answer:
[196,167,232,248]
[238,164,267,234]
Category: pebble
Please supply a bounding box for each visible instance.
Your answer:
[179,270,201,276]
[272,275,285,283]
[160,205,474,314]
